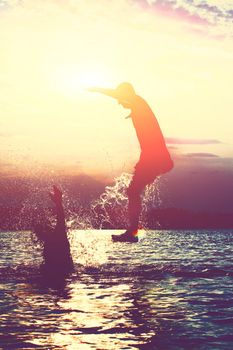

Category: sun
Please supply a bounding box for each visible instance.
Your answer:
[51,63,113,97]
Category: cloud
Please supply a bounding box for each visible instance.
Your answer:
[0,0,21,11]
[165,137,222,145]
[184,152,219,158]
[1,0,233,33]
[134,0,233,36]
[138,0,209,25]
[0,0,8,10]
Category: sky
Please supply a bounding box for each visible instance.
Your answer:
[0,0,233,211]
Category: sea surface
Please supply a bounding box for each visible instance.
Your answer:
[0,229,233,350]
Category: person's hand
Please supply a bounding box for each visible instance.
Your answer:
[49,185,63,203]
[86,87,96,92]
[86,87,101,93]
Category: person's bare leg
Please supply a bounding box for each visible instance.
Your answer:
[112,169,158,243]
[112,173,145,243]
[127,185,142,233]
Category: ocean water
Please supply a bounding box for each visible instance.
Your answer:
[0,229,233,350]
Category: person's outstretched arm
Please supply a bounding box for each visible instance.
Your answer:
[87,87,117,99]
[49,185,66,233]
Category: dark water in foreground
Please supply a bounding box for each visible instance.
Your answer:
[0,230,233,350]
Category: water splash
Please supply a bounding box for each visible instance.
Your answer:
[16,172,163,231]
[70,230,110,267]
[53,172,162,230]
[47,174,132,231]
[89,173,162,230]
[16,177,57,230]
[91,173,132,229]
[142,177,162,228]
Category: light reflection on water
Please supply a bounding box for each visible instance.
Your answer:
[0,230,233,349]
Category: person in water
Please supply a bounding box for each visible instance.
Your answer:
[34,185,73,271]
[89,83,173,242]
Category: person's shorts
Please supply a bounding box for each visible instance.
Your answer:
[128,157,174,193]
[134,156,174,177]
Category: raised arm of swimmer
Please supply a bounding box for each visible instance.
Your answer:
[49,185,66,233]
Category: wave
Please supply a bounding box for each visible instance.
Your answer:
[1,261,233,285]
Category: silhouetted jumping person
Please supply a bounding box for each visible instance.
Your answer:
[34,185,73,272]
[89,83,173,242]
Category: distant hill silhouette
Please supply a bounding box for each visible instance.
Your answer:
[0,205,232,231]
[146,208,233,230]
[0,174,233,230]
[0,174,106,207]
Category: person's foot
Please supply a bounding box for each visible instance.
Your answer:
[112,229,138,243]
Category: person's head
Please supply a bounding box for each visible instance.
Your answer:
[114,82,136,109]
